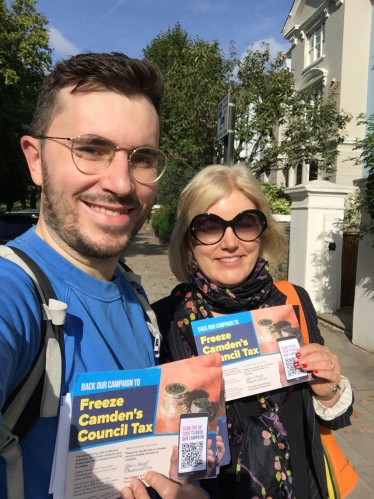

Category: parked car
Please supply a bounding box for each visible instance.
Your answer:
[0,209,39,245]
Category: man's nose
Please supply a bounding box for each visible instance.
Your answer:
[220,226,239,250]
[98,150,136,196]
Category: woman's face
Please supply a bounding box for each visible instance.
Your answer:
[192,190,261,288]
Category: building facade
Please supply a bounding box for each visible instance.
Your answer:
[275,0,372,187]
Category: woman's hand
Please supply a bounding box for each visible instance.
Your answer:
[294,343,341,405]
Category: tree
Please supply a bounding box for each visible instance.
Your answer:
[0,0,52,210]
[281,84,351,176]
[230,44,352,177]
[143,24,231,207]
[352,114,374,240]
[230,44,294,170]
[144,33,352,239]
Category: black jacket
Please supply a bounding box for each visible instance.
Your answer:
[153,282,353,499]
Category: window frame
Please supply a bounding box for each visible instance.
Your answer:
[307,23,325,66]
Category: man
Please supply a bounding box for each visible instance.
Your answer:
[0,52,205,499]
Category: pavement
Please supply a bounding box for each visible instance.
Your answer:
[123,223,374,497]
[319,307,354,334]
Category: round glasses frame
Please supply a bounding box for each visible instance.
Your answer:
[189,209,268,245]
[35,134,167,184]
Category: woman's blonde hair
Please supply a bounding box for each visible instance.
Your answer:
[169,164,287,282]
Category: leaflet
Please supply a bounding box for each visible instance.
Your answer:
[62,354,227,499]
[191,304,310,401]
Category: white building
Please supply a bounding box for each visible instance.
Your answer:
[268,0,372,188]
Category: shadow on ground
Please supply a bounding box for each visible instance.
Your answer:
[123,234,169,257]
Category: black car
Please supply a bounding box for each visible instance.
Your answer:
[0,209,39,245]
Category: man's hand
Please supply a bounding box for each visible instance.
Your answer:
[120,423,225,498]
[120,437,225,499]
[120,473,207,499]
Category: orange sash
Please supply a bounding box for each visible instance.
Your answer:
[274,281,358,499]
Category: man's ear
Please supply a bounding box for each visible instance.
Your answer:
[21,135,43,186]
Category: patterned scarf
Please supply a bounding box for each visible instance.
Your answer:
[171,259,295,498]
[235,393,295,499]
[189,259,274,313]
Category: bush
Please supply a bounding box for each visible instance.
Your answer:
[341,189,362,233]
[151,206,176,243]
[158,206,176,243]
[151,206,166,238]
[260,182,291,215]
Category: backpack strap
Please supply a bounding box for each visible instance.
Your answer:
[117,260,162,358]
[0,246,66,499]
[274,281,309,345]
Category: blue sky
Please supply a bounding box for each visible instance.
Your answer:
[28,0,294,63]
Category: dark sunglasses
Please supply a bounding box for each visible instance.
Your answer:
[189,209,267,245]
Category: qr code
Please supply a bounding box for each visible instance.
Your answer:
[284,357,299,377]
[181,441,204,469]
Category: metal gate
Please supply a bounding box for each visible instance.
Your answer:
[341,232,359,307]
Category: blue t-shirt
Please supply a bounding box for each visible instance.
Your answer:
[0,228,156,498]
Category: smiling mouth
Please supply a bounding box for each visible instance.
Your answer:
[84,202,131,217]
[217,256,242,263]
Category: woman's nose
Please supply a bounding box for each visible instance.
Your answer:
[220,227,239,250]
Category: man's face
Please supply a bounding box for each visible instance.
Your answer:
[37,88,160,260]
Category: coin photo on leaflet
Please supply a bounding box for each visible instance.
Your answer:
[190,397,215,420]
[162,383,190,417]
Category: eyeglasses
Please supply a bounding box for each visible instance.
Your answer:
[36,134,167,184]
[189,210,267,245]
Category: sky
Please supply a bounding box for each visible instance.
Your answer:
[27,0,294,63]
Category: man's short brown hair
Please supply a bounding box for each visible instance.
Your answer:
[29,52,163,136]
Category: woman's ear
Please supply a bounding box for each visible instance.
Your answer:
[21,136,43,186]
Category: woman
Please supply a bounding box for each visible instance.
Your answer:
[152,164,353,499]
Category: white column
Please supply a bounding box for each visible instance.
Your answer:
[352,180,374,352]
[301,161,309,184]
[285,180,353,313]
[288,166,296,187]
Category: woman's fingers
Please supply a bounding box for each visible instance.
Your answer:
[294,343,342,398]
[295,344,340,376]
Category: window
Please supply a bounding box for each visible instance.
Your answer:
[309,161,318,181]
[295,164,303,185]
[307,24,325,65]
[283,168,289,188]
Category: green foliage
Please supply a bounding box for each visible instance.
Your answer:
[151,206,165,238]
[158,206,176,243]
[0,0,52,209]
[145,30,351,217]
[260,182,291,215]
[341,190,362,233]
[148,34,352,210]
[230,44,352,176]
[352,114,374,240]
[156,158,195,209]
[151,205,175,243]
[230,44,294,170]
[143,24,231,207]
[282,85,351,175]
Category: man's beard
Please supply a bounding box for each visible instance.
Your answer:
[41,157,149,259]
